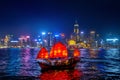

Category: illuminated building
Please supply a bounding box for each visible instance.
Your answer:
[4,35,13,47]
[9,40,20,48]
[68,39,76,50]
[0,37,3,47]
[60,33,66,44]
[53,34,60,44]
[106,38,119,48]
[18,35,31,47]
[68,39,76,46]
[74,20,79,34]
[95,34,103,48]
[103,33,120,48]
[41,32,48,47]
[80,31,85,41]
[90,31,96,48]
[71,21,80,43]
[53,33,66,45]
[90,31,95,41]
[47,32,53,47]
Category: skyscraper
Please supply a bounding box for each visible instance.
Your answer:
[90,31,95,41]
[74,20,79,34]
[73,20,80,42]
[90,31,96,48]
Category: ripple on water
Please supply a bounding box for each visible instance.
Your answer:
[0,48,120,80]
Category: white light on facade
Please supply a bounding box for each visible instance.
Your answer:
[26,36,30,38]
[81,31,84,34]
[42,32,46,35]
[10,41,19,42]
[106,38,119,42]
[55,35,59,37]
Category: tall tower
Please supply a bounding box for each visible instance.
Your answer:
[74,20,79,34]
[73,20,80,42]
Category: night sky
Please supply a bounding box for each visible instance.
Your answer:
[0,0,120,36]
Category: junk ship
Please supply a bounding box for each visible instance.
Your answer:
[36,42,80,71]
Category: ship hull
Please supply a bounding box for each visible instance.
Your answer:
[37,58,80,72]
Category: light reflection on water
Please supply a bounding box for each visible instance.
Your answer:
[0,48,120,79]
[39,69,83,80]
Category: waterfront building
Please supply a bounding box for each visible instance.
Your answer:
[4,35,13,47]
[89,31,96,48]
[105,33,120,48]
[47,32,53,47]
[18,35,31,47]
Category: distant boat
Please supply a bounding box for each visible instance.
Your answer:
[36,42,80,71]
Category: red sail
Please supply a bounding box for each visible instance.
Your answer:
[49,42,68,58]
[36,47,49,59]
[73,49,80,57]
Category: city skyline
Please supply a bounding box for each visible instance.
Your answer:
[0,1,120,79]
[0,0,120,35]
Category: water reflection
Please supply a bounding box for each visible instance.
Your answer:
[6,48,21,76]
[89,49,98,58]
[18,48,40,76]
[0,49,10,76]
[0,48,120,79]
[39,69,83,80]
[105,48,120,60]
[76,62,105,80]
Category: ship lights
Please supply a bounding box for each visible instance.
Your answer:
[73,49,80,57]
[36,47,49,59]
[49,42,68,58]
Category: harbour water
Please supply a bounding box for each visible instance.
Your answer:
[0,48,120,80]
